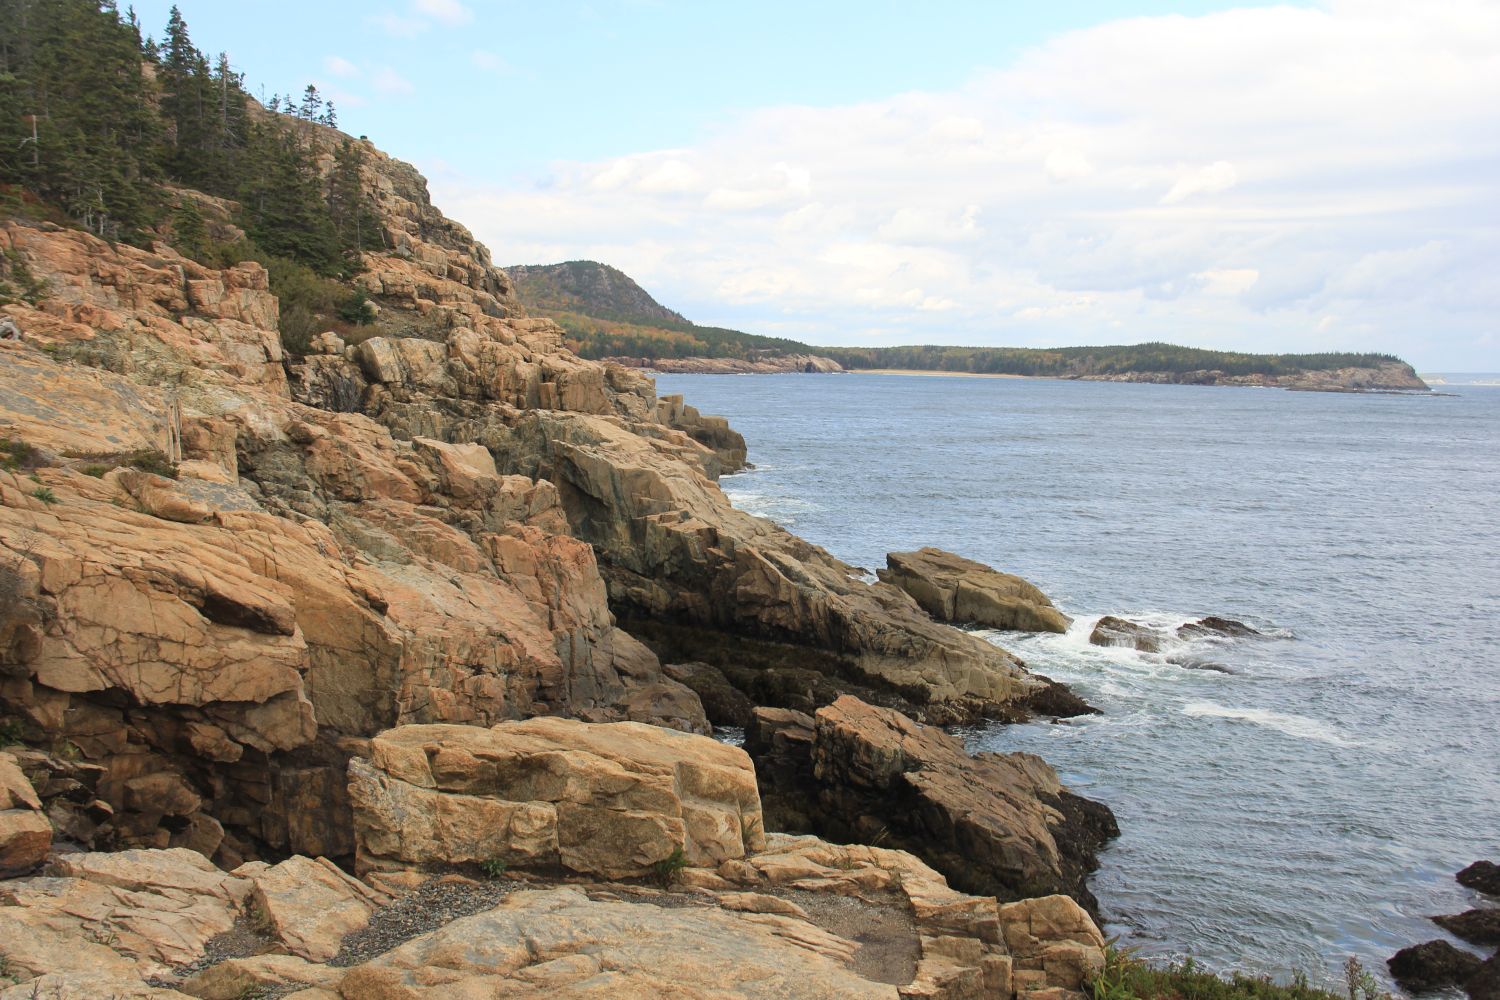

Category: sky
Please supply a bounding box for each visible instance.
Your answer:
[130,1,1500,369]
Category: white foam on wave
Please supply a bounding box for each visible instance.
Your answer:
[723,489,823,526]
[1180,701,1354,747]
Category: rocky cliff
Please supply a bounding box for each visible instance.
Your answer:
[0,118,1082,877]
[1066,361,1428,392]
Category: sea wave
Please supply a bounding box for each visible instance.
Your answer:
[1181,701,1354,747]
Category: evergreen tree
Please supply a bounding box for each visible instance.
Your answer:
[298,84,322,122]
[240,120,339,272]
[329,138,372,255]
[170,196,207,259]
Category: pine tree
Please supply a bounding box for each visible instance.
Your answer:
[170,196,207,259]
[298,84,322,122]
[329,138,371,254]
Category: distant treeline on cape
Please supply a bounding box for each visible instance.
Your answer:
[505,262,1402,379]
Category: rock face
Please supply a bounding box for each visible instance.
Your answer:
[349,719,765,877]
[0,752,49,877]
[879,548,1071,634]
[746,696,1117,916]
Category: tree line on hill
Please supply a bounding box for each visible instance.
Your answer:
[550,312,1399,379]
[0,0,383,346]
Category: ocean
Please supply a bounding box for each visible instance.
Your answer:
[654,371,1500,988]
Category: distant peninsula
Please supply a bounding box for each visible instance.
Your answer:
[505,260,1428,392]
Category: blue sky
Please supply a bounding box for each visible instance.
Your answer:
[130,1,1500,369]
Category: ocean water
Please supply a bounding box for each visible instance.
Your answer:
[655,371,1500,988]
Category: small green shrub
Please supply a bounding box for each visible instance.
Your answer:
[0,718,24,747]
[337,288,376,326]
[123,449,177,479]
[1343,957,1392,1000]
[479,857,509,880]
[31,486,57,505]
[80,464,111,478]
[652,847,688,888]
[0,249,50,306]
[1090,944,1344,1000]
[0,438,39,472]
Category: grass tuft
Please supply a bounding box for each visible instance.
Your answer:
[1091,944,1350,1000]
[652,847,688,888]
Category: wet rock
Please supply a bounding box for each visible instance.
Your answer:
[1469,954,1500,1000]
[1433,909,1500,946]
[879,547,1071,634]
[1387,939,1483,993]
[1459,861,1500,896]
[1177,616,1262,639]
[1088,616,1164,653]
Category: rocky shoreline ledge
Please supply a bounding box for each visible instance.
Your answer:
[603,355,1428,393]
[0,124,1125,998]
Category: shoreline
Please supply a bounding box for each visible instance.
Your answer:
[854,368,1043,379]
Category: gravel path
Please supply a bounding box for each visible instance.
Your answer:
[330,879,516,967]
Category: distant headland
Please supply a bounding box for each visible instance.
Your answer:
[505,260,1428,393]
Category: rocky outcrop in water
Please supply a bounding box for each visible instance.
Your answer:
[745,695,1118,918]
[1388,940,1484,994]
[1460,861,1500,896]
[879,548,1071,634]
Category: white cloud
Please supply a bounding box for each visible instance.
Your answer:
[1162,161,1239,204]
[369,12,425,37]
[324,56,360,79]
[471,50,508,73]
[434,0,1500,367]
[371,67,415,96]
[371,0,473,36]
[414,0,473,26]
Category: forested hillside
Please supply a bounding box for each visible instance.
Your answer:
[0,0,382,346]
[504,260,1408,379]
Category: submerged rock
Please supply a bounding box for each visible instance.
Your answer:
[879,547,1072,633]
